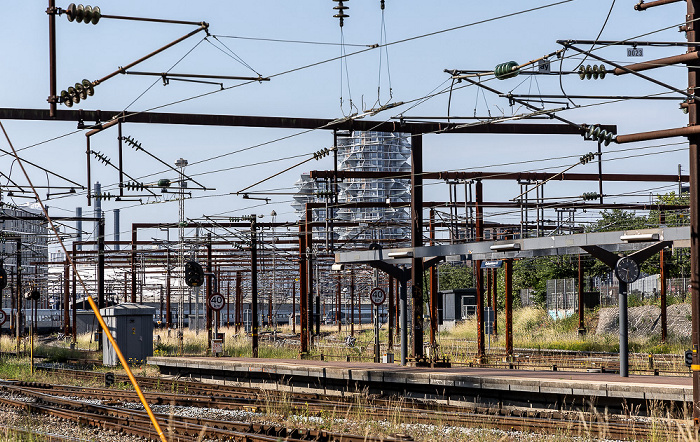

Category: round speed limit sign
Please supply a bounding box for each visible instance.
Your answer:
[208,293,226,311]
[370,287,386,306]
[0,309,5,326]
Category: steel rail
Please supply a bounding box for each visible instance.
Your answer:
[3,380,688,441]
[0,386,407,442]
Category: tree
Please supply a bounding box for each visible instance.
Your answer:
[436,262,474,291]
[512,256,580,307]
[583,193,690,278]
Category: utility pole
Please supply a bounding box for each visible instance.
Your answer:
[475,179,485,360]
[298,221,308,354]
[97,218,105,350]
[688,0,700,427]
[206,233,212,346]
[251,215,259,358]
[15,239,21,356]
[429,208,438,355]
[175,158,187,349]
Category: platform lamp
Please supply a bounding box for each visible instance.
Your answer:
[581,237,671,377]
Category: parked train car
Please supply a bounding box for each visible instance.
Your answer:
[324,309,388,325]
[0,308,63,334]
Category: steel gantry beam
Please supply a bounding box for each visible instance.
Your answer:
[0,108,614,135]
[336,226,690,263]
[309,170,689,183]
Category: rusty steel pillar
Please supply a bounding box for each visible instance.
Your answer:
[131,226,137,303]
[226,280,230,326]
[578,254,586,334]
[336,274,341,332]
[216,266,221,329]
[388,275,394,349]
[298,222,308,354]
[395,277,400,340]
[486,268,492,308]
[292,277,296,334]
[63,260,70,335]
[429,208,438,350]
[71,244,76,343]
[206,234,212,345]
[15,239,21,351]
[97,219,105,350]
[350,269,355,336]
[235,271,242,333]
[492,268,498,336]
[689,0,700,427]
[661,249,667,343]
[359,288,362,330]
[410,133,424,360]
[305,205,314,343]
[475,179,485,359]
[251,218,259,358]
[166,249,172,328]
[48,0,57,117]
[504,258,513,358]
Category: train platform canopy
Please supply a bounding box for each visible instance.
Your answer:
[335,226,690,264]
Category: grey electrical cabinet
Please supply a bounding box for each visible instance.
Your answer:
[100,303,155,366]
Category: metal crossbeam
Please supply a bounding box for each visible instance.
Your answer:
[0,108,615,135]
[335,226,690,263]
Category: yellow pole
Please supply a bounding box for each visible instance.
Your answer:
[85,296,166,441]
[0,121,168,442]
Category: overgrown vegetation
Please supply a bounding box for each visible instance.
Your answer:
[439,305,690,357]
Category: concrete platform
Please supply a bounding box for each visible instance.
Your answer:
[148,356,692,414]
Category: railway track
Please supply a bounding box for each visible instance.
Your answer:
[0,384,410,442]
[22,366,696,440]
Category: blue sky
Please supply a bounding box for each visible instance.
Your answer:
[0,0,691,244]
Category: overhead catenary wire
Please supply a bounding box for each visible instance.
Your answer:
[122,37,207,112]
[214,34,374,47]
[207,36,262,77]
[4,1,688,228]
[575,0,617,70]
[1,5,680,199]
[54,136,688,216]
[374,0,393,108]
[6,9,694,173]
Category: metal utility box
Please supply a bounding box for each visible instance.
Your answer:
[100,303,155,366]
